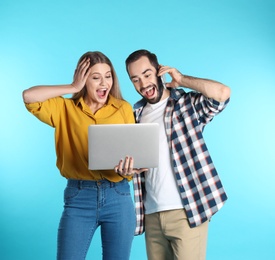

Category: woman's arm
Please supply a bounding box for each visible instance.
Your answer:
[22,84,77,103]
[22,57,91,103]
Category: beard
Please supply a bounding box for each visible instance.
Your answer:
[142,77,165,104]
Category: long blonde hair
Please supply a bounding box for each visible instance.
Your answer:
[71,51,124,101]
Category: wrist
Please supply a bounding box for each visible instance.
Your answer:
[71,83,80,93]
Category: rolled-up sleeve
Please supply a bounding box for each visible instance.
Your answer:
[191,92,230,126]
[25,97,63,127]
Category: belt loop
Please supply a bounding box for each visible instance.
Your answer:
[78,180,82,189]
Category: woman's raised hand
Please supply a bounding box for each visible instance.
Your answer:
[71,58,91,92]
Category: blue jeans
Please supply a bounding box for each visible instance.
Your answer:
[57,179,136,260]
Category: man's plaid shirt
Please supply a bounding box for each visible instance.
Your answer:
[132,88,230,235]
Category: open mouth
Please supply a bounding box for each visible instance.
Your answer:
[96,88,108,99]
[141,86,156,99]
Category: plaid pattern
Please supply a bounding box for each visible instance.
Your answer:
[133,88,230,235]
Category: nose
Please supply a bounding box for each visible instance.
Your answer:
[100,77,106,86]
[139,78,147,88]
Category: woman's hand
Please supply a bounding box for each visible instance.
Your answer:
[22,57,93,104]
[71,57,92,92]
[114,156,148,176]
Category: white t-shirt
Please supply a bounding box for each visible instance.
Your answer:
[140,97,184,214]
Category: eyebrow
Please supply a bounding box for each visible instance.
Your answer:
[130,69,153,79]
[91,71,112,76]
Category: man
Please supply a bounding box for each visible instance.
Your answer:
[116,49,230,260]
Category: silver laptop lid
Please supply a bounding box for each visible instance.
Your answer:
[88,123,159,170]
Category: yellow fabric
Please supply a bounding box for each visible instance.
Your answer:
[25,95,135,181]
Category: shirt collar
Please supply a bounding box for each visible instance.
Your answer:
[170,88,186,101]
[76,94,121,110]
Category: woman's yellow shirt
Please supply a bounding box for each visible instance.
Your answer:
[25,95,135,182]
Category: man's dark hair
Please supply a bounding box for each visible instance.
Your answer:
[125,49,159,75]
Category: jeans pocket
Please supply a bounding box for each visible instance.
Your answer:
[114,182,131,196]
[64,186,80,201]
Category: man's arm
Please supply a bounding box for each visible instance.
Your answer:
[158,66,231,102]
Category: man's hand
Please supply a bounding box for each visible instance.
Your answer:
[114,156,148,176]
[158,65,184,89]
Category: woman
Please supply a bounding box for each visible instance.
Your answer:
[22,51,136,259]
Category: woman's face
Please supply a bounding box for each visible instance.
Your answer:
[85,63,113,107]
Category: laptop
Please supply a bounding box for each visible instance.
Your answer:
[88,123,159,170]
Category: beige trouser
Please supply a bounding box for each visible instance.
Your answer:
[145,209,208,260]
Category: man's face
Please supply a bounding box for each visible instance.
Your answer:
[127,56,164,104]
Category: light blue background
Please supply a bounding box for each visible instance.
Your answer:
[1,0,275,259]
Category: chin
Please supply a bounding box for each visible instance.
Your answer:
[96,97,107,105]
[148,93,162,104]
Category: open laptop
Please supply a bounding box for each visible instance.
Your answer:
[88,123,159,170]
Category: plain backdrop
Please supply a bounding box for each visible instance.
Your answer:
[1,0,275,259]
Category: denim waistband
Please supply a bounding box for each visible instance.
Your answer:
[67,179,127,189]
